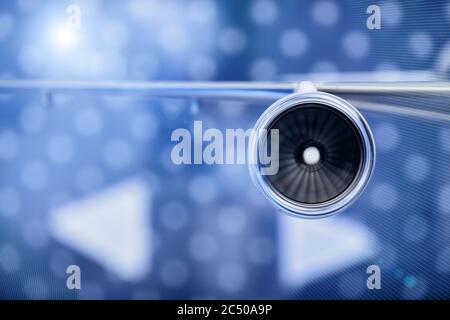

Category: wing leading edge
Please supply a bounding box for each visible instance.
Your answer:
[1,79,450,95]
[0,80,450,119]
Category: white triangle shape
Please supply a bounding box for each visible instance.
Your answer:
[49,177,152,281]
[278,213,378,287]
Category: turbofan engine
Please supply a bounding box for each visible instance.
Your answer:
[248,89,376,218]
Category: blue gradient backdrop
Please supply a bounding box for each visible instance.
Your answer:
[0,0,449,299]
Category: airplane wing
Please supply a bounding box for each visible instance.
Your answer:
[0,80,450,119]
[0,80,293,102]
[1,80,450,95]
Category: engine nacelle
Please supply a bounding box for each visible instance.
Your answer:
[248,90,376,218]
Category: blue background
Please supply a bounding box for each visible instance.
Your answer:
[0,0,449,299]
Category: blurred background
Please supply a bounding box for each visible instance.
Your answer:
[0,0,449,299]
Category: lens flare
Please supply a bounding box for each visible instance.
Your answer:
[48,24,79,50]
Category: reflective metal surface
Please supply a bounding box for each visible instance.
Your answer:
[249,92,376,218]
